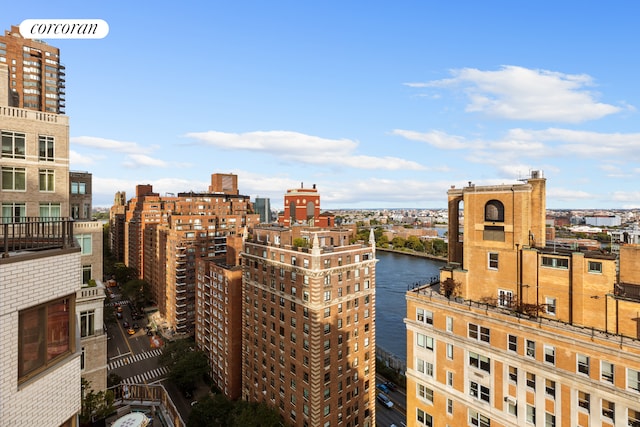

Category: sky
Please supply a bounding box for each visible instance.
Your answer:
[4,1,640,210]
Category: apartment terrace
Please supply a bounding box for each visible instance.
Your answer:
[1,217,76,259]
[407,282,640,351]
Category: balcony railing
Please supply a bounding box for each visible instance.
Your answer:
[1,217,75,258]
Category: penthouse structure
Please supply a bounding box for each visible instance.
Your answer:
[278,183,335,228]
[0,25,66,114]
[406,171,640,427]
[242,187,377,427]
[115,173,259,334]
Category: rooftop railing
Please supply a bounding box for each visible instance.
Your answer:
[1,217,75,258]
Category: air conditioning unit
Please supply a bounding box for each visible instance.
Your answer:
[504,396,517,405]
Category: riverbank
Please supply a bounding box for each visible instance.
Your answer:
[376,246,447,263]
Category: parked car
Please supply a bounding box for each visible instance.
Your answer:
[116,312,123,319]
[123,321,130,328]
[377,393,393,408]
[376,383,390,393]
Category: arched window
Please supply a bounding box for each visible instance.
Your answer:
[485,200,504,222]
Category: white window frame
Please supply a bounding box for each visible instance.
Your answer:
[488,252,499,270]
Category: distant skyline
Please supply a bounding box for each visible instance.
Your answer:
[4,2,640,210]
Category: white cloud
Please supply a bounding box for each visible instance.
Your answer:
[546,187,593,201]
[184,130,425,170]
[123,154,169,168]
[71,136,153,154]
[69,150,96,166]
[391,129,476,150]
[409,65,624,123]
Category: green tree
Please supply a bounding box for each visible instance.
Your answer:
[431,238,447,256]
[160,338,208,394]
[80,378,115,426]
[391,236,406,249]
[230,401,283,427]
[187,394,234,427]
[292,237,308,248]
[406,236,424,252]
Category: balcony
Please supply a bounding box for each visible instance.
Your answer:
[1,217,76,258]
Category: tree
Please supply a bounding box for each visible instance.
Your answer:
[187,394,234,427]
[292,237,308,248]
[391,236,406,249]
[80,378,115,426]
[160,338,208,394]
[406,236,424,252]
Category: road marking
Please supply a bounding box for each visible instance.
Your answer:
[108,348,163,370]
[121,366,169,385]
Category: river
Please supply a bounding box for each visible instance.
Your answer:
[375,250,445,361]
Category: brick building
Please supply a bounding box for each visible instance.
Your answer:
[406,171,640,427]
[114,173,259,333]
[243,186,377,426]
[0,25,66,114]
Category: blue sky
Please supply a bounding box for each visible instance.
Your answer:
[5,1,640,209]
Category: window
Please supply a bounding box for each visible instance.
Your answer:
[544,345,555,364]
[508,366,518,383]
[1,130,26,158]
[447,399,453,414]
[2,167,26,190]
[545,413,556,427]
[588,261,602,273]
[417,384,433,403]
[578,391,590,412]
[469,410,490,427]
[19,297,74,382]
[446,316,453,332]
[541,256,568,269]
[40,169,55,192]
[526,405,536,424]
[470,381,490,402]
[508,334,517,352]
[446,343,453,359]
[488,252,499,270]
[485,200,504,221]
[628,408,640,427]
[627,368,640,392]
[526,339,536,358]
[416,358,433,377]
[2,202,26,223]
[417,408,433,427]
[468,352,490,373]
[82,265,91,284]
[71,182,86,194]
[602,399,614,420]
[40,203,61,219]
[417,333,434,350]
[498,289,513,306]
[39,135,55,161]
[601,361,614,383]
[526,372,536,390]
[417,308,433,325]
[80,310,95,337]
[469,323,490,343]
[577,354,589,375]
[324,290,331,301]
[545,297,556,315]
[447,371,453,386]
[545,379,556,399]
[76,234,92,255]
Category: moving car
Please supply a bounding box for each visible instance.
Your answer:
[376,383,390,393]
[127,328,136,335]
[377,393,393,408]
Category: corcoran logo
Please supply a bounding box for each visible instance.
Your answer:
[19,19,109,39]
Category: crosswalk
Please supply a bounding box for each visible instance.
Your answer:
[105,300,130,307]
[108,348,163,370]
[121,366,170,385]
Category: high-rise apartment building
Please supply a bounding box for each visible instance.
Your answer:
[242,187,377,427]
[0,25,66,113]
[114,173,259,334]
[1,51,79,424]
[195,234,245,399]
[255,197,272,224]
[406,171,640,427]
